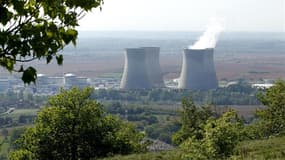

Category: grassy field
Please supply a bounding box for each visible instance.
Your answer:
[232,136,285,160]
[100,150,182,160]
[1,109,39,121]
[101,136,285,160]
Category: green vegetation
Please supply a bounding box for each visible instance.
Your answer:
[0,0,103,83]
[92,82,261,105]
[102,136,285,160]
[0,127,26,160]
[0,109,38,128]
[256,80,285,136]
[172,98,215,145]
[10,88,146,160]
[103,81,285,160]
[2,109,38,120]
[233,136,285,159]
[0,81,284,159]
[104,102,180,144]
[181,110,243,159]
[100,150,182,160]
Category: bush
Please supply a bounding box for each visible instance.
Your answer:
[10,87,146,160]
[181,110,243,159]
[172,98,215,145]
[255,80,285,137]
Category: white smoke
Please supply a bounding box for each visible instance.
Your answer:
[190,18,224,50]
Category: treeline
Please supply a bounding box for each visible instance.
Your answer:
[92,82,261,105]
[0,91,47,110]
[0,115,36,128]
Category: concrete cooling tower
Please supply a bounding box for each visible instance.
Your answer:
[120,48,152,89]
[178,48,218,90]
[120,47,164,90]
[143,47,165,88]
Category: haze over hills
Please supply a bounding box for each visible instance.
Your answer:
[64,31,285,56]
[1,31,284,81]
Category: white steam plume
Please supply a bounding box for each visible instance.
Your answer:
[190,18,224,50]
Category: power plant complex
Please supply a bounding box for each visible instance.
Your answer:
[120,47,218,90]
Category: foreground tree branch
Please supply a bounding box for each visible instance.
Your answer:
[0,0,104,84]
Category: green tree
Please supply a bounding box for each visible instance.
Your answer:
[255,80,285,137]
[181,110,243,159]
[172,98,215,145]
[9,87,146,160]
[0,0,103,83]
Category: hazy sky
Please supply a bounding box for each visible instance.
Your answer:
[78,0,285,32]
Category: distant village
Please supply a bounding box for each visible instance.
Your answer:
[0,73,275,96]
[0,73,120,95]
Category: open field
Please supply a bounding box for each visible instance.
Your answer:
[8,52,284,82]
[1,109,39,122]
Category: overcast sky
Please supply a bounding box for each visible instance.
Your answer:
[78,0,285,32]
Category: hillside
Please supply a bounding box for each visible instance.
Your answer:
[101,136,285,160]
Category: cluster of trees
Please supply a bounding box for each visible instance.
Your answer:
[0,117,13,127]
[244,80,285,139]
[0,91,47,110]
[92,82,261,105]
[172,99,243,159]
[0,114,36,128]
[9,87,147,160]
[3,80,285,159]
[171,80,285,159]
[104,102,179,144]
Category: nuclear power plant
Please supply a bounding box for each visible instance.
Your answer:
[178,48,218,90]
[120,47,164,90]
[143,47,165,88]
[120,48,152,89]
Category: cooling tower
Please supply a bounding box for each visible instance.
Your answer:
[178,48,218,90]
[120,48,152,89]
[142,47,165,88]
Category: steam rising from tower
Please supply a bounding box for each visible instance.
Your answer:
[190,18,224,49]
[179,18,223,90]
[120,47,164,90]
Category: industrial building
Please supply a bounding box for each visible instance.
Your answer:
[143,47,165,88]
[178,48,218,90]
[120,48,152,89]
[64,73,89,89]
[120,47,165,90]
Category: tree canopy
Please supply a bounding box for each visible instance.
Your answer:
[0,0,104,83]
[256,80,285,136]
[9,87,146,160]
[172,98,216,145]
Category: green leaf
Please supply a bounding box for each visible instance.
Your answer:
[46,55,52,64]
[62,29,77,45]
[22,67,37,84]
[0,6,13,25]
[56,54,63,65]
[0,0,104,84]
[12,0,25,15]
